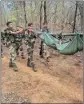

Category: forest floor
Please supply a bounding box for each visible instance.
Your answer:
[1,39,83,103]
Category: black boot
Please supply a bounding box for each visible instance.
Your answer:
[16,52,19,56]
[31,63,37,72]
[13,65,18,72]
[27,59,31,67]
[12,63,18,72]
[1,53,4,58]
[21,56,25,59]
[21,53,25,59]
[9,62,18,72]
[9,62,13,67]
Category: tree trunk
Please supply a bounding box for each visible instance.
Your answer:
[23,1,27,28]
[44,1,47,23]
[16,1,19,26]
[39,1,47,57]
[0,1,2,63]
[0,1,2,29]
[61,1,64,32]
[30,1,33,22]
[40,1,42,29]
[77,1,83,32]
[73,1,78,33]
[54,4,57,23]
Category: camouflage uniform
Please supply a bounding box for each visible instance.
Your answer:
[25,30,36,71]
[40,27,50,60]
[4,28,18,71]
[1,32,4,57]
[1,32,7,57]
[1,32,6,45]
[1,44,3,58]
[15,33,25,58]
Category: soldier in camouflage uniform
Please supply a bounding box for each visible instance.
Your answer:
[1,31,7,58]
[4,22,18,71]
[25,23,37,72]
[40,22,50,62]
[15,26,25,59]
[1,44,3,58]
[4,22,23,71]
[1,32,5,58]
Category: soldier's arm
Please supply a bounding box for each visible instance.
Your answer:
[10,29,24,34]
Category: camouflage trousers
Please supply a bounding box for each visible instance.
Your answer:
[9,43,16,65]
[27,45,34,66]
[15,40,24,57]
[43,43,50,59]
[40,41,50,59]
[1,44,3,57]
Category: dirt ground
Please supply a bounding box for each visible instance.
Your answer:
[1,39,83,103]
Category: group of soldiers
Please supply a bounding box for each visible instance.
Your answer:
[1,22,50,72]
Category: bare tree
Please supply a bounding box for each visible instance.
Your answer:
[0,1,2,28]
[77,1,84,32]
[15,1,19,26]
[23,1,27,28]
[61,1,65,32]
[73,1,78,33]
[0,1,7,27]
[44,1,47,23]
[1,0,83,33]
[40,1,43,29]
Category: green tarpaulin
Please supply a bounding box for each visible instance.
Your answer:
[40,32,83,55]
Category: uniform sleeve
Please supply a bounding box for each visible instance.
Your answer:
[4,28,11,34]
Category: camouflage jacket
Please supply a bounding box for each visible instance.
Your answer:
[1,32,5,42]
[25,30,36,48]
[4,27,16,43]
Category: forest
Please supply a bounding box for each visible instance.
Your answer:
[0,0,83,103]
[0,0,83,32]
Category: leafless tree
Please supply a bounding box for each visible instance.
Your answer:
[44,1,47,23]
[73,1,78,33]
[23,1,27,28]
[40,1,43,29]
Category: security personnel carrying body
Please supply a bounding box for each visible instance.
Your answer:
[25,23,37,72]
[40,22,50,62]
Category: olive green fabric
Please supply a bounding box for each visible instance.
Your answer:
[41,32,58,48]
[41,32,83,55]
[56,36,77,55]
